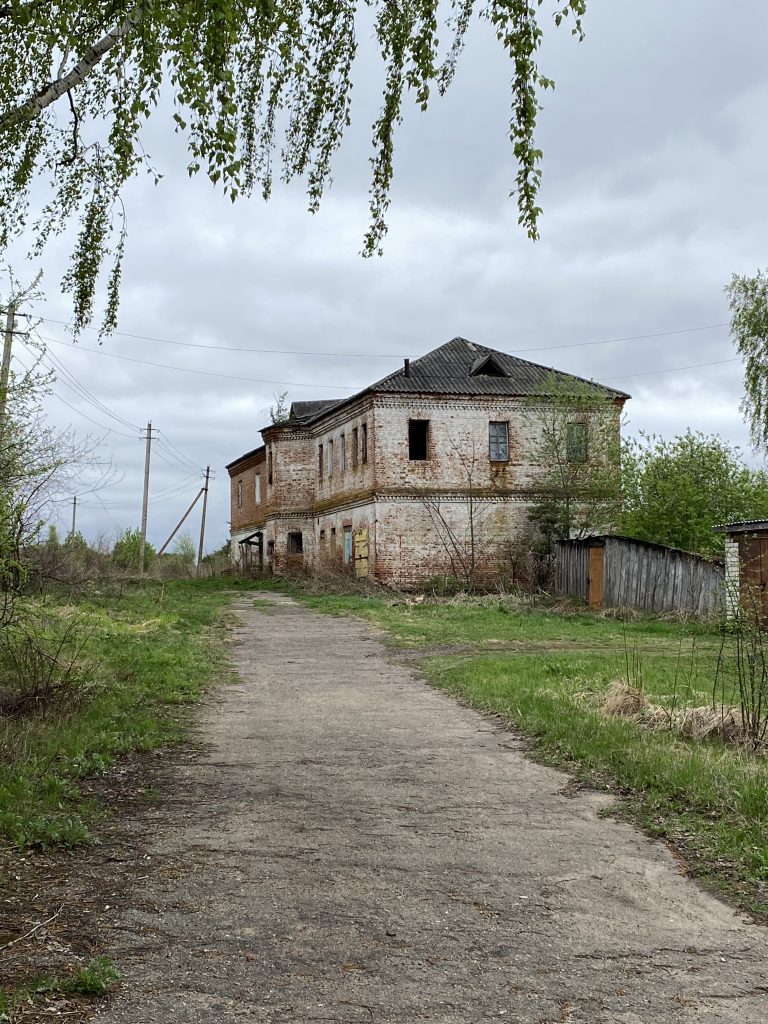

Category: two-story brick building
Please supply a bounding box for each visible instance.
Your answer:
[227,337,628,585]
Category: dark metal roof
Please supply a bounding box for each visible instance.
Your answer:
[302,337,629,424]
[560,534,722,561]
[225,444,265,471]
[289,400,345,423]
[372,337,630,397]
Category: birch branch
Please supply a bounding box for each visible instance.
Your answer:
[1,3,146,131]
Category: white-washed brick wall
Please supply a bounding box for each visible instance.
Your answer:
[724,536,740,619]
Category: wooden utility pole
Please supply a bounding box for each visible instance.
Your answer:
[139,421,153,574]
[70,495,77,538]
[197,466,210,573]
[0,302,16,433]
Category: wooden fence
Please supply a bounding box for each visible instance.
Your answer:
[554,535,724,617]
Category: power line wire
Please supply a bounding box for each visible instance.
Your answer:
[25,309,730,357]
[41,343,141,431]
[36,334,352,390]
[605,356,741,383]
[35,332,740,391]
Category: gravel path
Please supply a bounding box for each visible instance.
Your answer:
[97,592,767,1023]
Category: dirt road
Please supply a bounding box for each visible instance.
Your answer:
[97,593,767,1023]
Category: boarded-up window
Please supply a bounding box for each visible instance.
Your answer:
[340,433,346,472]
[328,438,334,477]
[255,473,262,503]
[567,422,588,463]
[352,427,359,467]
[361,423,368,463]
[343,526,353,563]
[489,421,509,461]
[408,419,429,460]
[288,531,303,554]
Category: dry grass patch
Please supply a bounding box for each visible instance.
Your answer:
[601,680,750,746]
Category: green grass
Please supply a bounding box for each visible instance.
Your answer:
[0,578,253,851]
[289,588,768,917]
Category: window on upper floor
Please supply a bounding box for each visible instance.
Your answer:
[408,419,429,461]
[489,421,509,462]
[351,427,359,468]
[268,448,273,485]
[255,472,262,503]
[318,443,324,480]
[340,433,346,472]
[237,479,243,509]
[567,422,588,463]
[361,423,368,464]
[328,438,334,477]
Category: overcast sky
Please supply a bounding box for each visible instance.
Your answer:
[8,0,768,553]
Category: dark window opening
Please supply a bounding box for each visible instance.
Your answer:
[340,433,346,472]
[361,423,368,464]
[328,438,334,477]
[288,531,303,554]
[408,419,429,460]
[470,354,506,377]
[268,449,273,484]
[237,479,243,509]
[489,421,509,462]
[318,443,323,480]
[352,427,359,467]
[567,422,588,463]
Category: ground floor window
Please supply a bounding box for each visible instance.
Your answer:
[288,531,304,554]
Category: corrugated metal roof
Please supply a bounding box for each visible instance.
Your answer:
[226,443,265,471]
[712,520,768,534]
[303,337,629,424]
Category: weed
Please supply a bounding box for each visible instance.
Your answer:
[63,956,121,995]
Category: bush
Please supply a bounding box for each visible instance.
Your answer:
[112,528,155,572]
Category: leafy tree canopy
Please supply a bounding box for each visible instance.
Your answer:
[620,430,768,558]
[726,269,768,450]
[0,0,585,333]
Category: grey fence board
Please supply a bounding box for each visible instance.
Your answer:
[555,536,724,617]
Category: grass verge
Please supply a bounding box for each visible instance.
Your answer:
[285,586,768,919]
[0,577,250,851]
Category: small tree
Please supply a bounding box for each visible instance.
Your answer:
[416,437,491,590]
[269,392,290,424]
[524,378,623,548]
[173,532,197,567]
[113,528,155,572]
[0,341,105,615]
